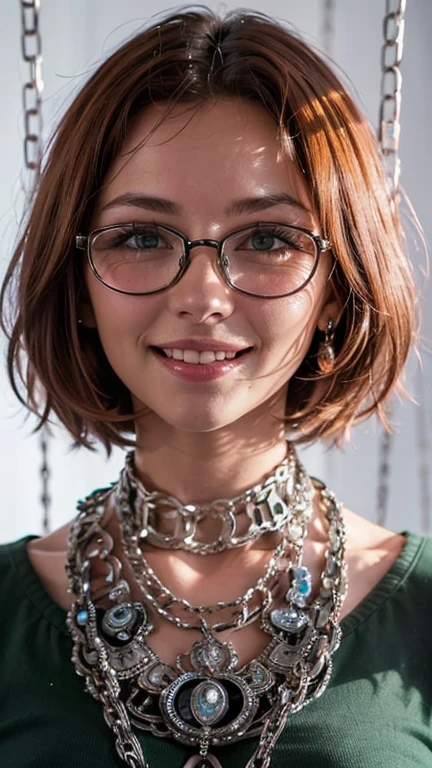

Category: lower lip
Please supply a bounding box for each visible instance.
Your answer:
[151,348,251,382]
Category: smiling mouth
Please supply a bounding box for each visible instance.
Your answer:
[151,347,253,365]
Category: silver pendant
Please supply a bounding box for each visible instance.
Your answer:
[188,636,238,674]
[269,606,309,633]
[182,755,223,768]
[159,672,258,743]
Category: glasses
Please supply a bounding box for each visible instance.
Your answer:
[75,222,331,299]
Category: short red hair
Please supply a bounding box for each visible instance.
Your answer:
[0,8,416,455]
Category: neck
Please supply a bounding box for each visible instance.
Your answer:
[132,414,289,505]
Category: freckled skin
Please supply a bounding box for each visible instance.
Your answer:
[82,99,339,500]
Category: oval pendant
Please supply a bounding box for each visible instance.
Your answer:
[190,680,229,726]
[182,755,223,768]
[159,672,257,742]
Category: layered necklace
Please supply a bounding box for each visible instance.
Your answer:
[66,444,347,768]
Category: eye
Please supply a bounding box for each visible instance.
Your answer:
[233,226,311,257]
[129,232,160,249]
[249,231,282,251]
[112,226,171,251]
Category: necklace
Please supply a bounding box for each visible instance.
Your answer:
[66,453,347,768]
[117,458,314,634]
[117,444,309,554]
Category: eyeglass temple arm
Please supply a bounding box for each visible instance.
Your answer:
[75,235,87,250]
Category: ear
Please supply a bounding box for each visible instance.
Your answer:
[316,277,342,333]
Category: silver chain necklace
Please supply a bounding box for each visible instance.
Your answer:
[66,452,347,768]
[117,445,304,554]
[121,531,293,633]
[116,450,314,634]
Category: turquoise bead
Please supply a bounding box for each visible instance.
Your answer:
[76,609,89,626]
[297,579,311,596]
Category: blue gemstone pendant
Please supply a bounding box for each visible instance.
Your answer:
[159,671,257,742]
[270,606,309,633]
[190,680,228,726]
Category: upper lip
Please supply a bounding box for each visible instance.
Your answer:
[152,339,252,352]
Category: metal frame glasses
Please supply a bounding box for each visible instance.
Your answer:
[75,222,331,299]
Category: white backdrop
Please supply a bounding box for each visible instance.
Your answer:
[0,0,431,543]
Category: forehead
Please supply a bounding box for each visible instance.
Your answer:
[96,99,312,222]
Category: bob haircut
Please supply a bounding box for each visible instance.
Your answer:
[0,6,416,456]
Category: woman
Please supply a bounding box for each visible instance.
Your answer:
[0,7,430,768]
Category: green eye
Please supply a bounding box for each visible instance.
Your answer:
[133,233,160,249]
[251,233,276,250]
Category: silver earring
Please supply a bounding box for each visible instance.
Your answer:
[317,319,336,373]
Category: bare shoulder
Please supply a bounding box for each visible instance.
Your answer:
[26,503,115,611]
[27,498,115,557]
[27,521,71,555]
[339,506,406,619]
[343,506,406,561]
[26,522,72,610]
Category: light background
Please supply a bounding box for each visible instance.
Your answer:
[0,0,431,542]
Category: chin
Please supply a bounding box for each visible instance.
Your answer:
[141,399,246,434]
[160,412,238,434]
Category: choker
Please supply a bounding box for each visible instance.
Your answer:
[66,453,347,768]
[116,444,313,554]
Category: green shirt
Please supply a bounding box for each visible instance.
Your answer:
[0,531,431,767]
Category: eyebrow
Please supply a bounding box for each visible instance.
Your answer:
[100,192,311,217]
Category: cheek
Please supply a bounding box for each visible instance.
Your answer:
[251,290,322,376]
[255,290,316,343]
[85,276,161,345]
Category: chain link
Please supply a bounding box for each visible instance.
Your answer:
[38,425,52,535]
[376,429,392,527]
[102,687,149,767]
[19,0,51,533]
[20,0,44,173]
[376,0,407,526]
[378,0,406,194]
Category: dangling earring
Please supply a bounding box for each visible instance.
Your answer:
[317,319,336,373]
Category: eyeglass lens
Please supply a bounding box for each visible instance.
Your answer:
[90,223,318,296]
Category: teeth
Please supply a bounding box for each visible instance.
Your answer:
[161,348,243,364]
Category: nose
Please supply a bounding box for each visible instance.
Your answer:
[166,245,235,324]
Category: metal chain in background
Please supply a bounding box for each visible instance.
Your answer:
[376,0,406,527]
[378,0,406,193]
[321,0,336,58]
[21,0,43,173]
[20,0,52,534]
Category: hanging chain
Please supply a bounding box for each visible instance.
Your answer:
[376,0,406,527]
[321,0,336,58]
[378,0,406,195]
[20,0,52,534]
[20,0,44,174]
[39,427,51,535]
[376,428,392,527]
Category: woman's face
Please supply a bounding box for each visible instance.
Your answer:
[83,99,338,436]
